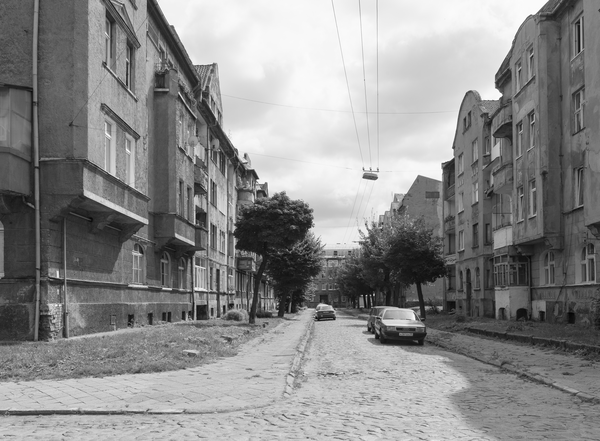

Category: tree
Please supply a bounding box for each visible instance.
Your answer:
[359,220,395,305]
[234,192,314,324]
[335,254,374,308]
[385,215,448,319]
[268,232,323,317]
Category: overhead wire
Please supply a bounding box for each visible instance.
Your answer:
[358,0,373,168]
[330,0,365,168]
[342,177,365,244]
[376,0,380,170]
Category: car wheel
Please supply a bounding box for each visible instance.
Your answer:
[380,333,386,344]
[374,330,379,340]
[316,317,320,321]
[367,324,371,332]
[418,339,424,346]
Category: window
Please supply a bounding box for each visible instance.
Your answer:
[0,87,32,153]
[494,255,508,287]
[132,244,144,284]
[447,271,455,290]
[0,221,5,278]
[475,267,480,289]
[527,47,534,80]
[484,136,490,156]
[573,16,584,56]
[485,223,492,245]
[471,182,478,205]
[210,223,217,249]
[509,256,529,285]
[517,186,524,221]
[528,112,536,149]
[178,258,186,289]
[544,251,555,285]
[458,230,465,251]
[210,180,217,206]
[573,89,584,133]
[219,151,226,175]
[220,230,226,253]
[575,167,584,208]
[516,122,523,157]
[472,223,479,248]
[458,153,464,175]
[160,252,171,287]
[104,16,115,68]
[187,186,192,221]
[125,136,134,187]
[125,43,133,89]
[459,270,464,290]
[103,120,115,174]
[194,257,207,290]
[457,192,464,213]
[471,139,478,163]
[580,244,595,283]
[528,179,537,217]
[515,61,522,91]
[178,180,184,217]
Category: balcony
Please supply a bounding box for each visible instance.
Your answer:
[194,159,208,195]
[445,184,455,200]
[492,102,512,139]
[155,213,202,253]
[42,159,149,242]
[195,225,208,251]
[237,256,256,272]
[444,215,455,231]
[492,160,513,195]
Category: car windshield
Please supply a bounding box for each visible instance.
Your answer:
[320,305,334,311]
[382,310,417,321]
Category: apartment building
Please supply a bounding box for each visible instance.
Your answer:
[309,244,358,308]
[444,0,600,326]
[0,0,271,340]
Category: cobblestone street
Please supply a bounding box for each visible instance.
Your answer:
[2,312,599,440]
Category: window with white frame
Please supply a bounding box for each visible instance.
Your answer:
[471,139,478,163]
[125,135,135,187]
[575,167,584,208]
[527,47,535,80]
[471,182,478,205]
[458,153,464,175]
[178,258,186,289]
[457,192,464,213]
[494,255,508,287]
[103,120,116,174]
[194,257,207,290]
[573,88,584,133]
[573,16,584,56]
[517,186,524,221]
[516,122,523,157]
[0,86,33,154]
[458,230,465,251]
[544,251,555,285]
[579,243,595,283]
[132,244,144,284]
[515,61,522,91]
[125,43,133,89]
[528,112,536,149]
[220,230,226,253]
[528,179,537,217]
[104,15,115,68]
[160,252,171,287]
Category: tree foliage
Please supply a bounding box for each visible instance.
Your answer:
[335,254,374,308]
[268,232,324,317]
[234,192,314,323]
[359,220,395,305]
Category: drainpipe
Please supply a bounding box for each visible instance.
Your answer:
[63,218,69,337]
[32,0,41,341]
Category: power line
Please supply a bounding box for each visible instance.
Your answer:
[221,94,454,115]
[331,0,365,168]
[358,0,373,168]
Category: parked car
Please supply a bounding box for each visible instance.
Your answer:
[373,308,426,345]
[315,304,336,321]
[366,306,399,333]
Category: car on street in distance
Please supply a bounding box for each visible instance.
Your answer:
[374,308,427,345]
[315,304,336,321]
[366,306,399,333]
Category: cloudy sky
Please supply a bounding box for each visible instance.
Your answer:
[157,0,548,246]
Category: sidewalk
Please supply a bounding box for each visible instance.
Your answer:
[427,327,600,404]
[0,310,314,416]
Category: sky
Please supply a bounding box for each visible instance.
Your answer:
[157,0,549,247]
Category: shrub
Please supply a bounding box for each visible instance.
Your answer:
[455,314,466,323]
[256,310,273,318]
[222,309,249,322]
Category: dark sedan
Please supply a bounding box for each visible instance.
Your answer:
[374,308,426,345]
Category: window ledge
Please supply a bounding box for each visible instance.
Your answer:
[128,284,148,289]
[572,127,586,136]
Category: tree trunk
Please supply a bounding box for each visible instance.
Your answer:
[416,282,426,320]
[250,256,268,324]
[277,293,286,317]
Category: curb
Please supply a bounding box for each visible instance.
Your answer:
[427,330,600,405]
[284,312,314,397]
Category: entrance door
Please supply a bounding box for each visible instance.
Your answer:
[466,269,472,316]
[320,295,328,304]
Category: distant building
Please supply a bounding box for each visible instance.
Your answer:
[309,244,359,308]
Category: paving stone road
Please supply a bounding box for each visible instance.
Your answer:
[1,311,599,440]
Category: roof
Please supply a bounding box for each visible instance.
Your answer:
[480,100,500,115]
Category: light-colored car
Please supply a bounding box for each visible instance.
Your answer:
[315,304,336,321]
[374,308,427,345]
[366,306,399,333]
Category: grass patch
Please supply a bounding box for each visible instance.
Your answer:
[0,317,282,383]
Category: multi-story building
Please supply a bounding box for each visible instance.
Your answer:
[0,0,271,340]
[445,0,600,326]
[380,175,444,306]
[309,244,358,308]
[444,93,498,317]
